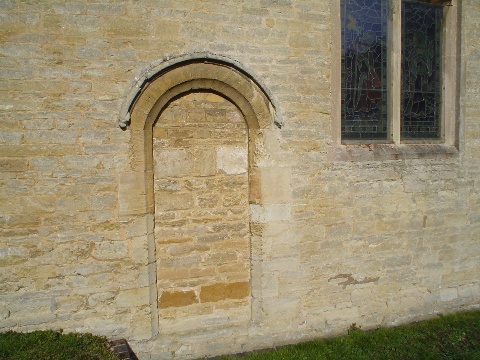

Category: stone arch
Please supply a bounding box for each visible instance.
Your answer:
[128,61,276,131]
[118,52,282,129]
[121,58,278,336]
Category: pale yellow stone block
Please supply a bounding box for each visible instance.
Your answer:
[216,146,247,175]
[129,312,153,340]
[154,148,193,178]
[193,147,216,176]
[115,287,150,308]
[250,204,291,223]
[155,192,193,211]
[118,172,146,215]
[250,166,291,204]
[154,20,180,41]
[107,18,149,37]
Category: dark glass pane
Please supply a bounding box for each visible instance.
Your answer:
[341,0,388,140]
[401,1,443,139]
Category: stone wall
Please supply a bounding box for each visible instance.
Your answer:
[0,1,479,359]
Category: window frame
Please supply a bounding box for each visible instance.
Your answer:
[331,0,460,152]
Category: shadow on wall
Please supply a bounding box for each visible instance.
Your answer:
[110,338,139,360]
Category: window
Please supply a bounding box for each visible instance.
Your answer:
[341,0,388,140]
[337,0,458,145]
[401,1,443,139]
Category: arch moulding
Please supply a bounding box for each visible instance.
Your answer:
[120,58,279,337]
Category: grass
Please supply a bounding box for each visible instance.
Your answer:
[0,330,119,360]
[1,310,479,359]
[219,309,480,360]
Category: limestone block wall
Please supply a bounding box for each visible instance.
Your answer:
[0,1,479,359]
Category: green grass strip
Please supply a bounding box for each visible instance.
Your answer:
[0,330,119,360]
[220,310,480,360]
[1,310,479,359]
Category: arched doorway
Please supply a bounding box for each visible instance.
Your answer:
[122,58,278,336]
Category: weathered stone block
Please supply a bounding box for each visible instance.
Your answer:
[154,148,192,178]
[0,158,28,172]
[115,287,150,308]
[250,204,291,223]
[92,241,128,260]
[193,148,216,176]
[107,18,149,37]
[440,288,459,302]
[24,130,77,144]
[118,172,145,215]
[155,192,193,211]
[154,20,181,42]
[159,290,198,308]
[216,146,247,175]
[87,292,115,307]
[250,166,291,204]
[29,157,60,171]
[187,110,206,123]
[199,282,249,303]
[0,131,22,144]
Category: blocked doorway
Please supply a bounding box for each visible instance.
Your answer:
[154,92,251,330]
[122,58,278,336]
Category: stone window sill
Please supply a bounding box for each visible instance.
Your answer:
[328,144,459,162]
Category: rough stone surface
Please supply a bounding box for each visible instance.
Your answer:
[0,1,478,360]
[153,93,251,327]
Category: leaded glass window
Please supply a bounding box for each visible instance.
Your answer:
[401,1,443,139]
[340,0,447,143]
[341,0,388,140]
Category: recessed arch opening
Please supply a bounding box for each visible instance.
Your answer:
[123,59,277,336]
